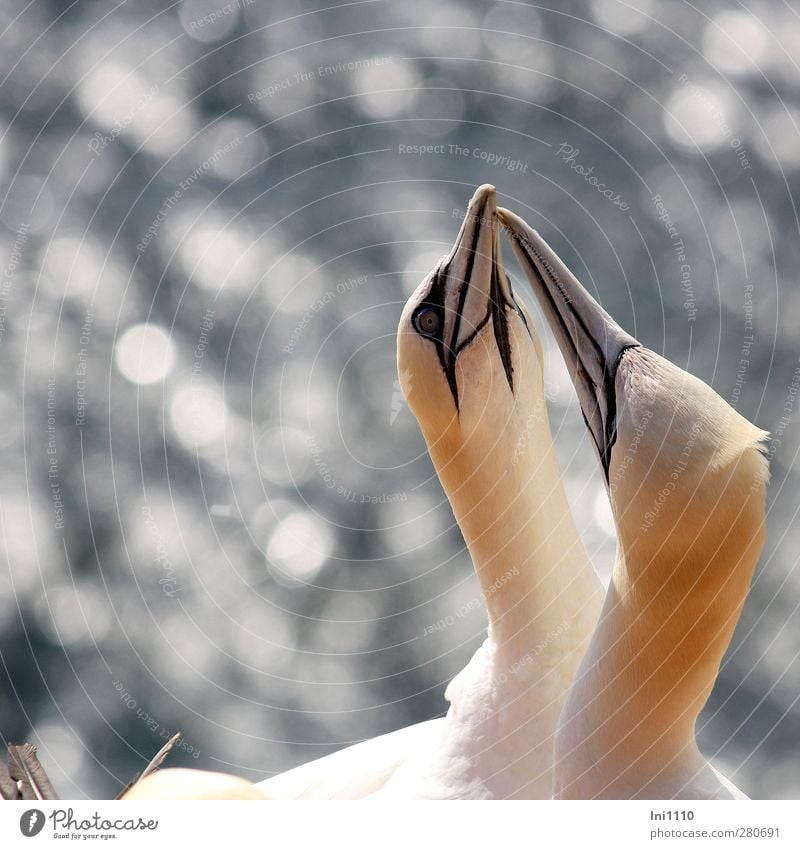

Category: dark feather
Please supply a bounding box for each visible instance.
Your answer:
[115,732,182,799]
[7,744,59,800]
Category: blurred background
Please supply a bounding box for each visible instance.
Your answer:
[0,0,798,799]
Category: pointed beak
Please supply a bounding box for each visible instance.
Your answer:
[440,184,503,352]
[497,207,639,478]
[450,185,519,385]
[422,185,520,405]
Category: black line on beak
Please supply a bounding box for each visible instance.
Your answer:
[490,264,514,393]
[440,215,485,411]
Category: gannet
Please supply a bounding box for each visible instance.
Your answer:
[498,207,769,799]
[257,185,603,799]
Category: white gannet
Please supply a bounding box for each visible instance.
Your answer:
[498,207,770,800]
[257,185,603,799]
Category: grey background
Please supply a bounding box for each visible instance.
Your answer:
[0,0,797,798]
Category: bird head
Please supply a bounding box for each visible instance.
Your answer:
[498,207,769,586]
[397,185,544,472]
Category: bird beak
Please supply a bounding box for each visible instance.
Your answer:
[497,207,639,479]
[440,184,509,352]
[426,185,519,405]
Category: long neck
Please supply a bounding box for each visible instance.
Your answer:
[428,403,602,657]
[556,458,766,798]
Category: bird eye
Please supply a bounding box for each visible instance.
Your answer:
[413,306,441,336]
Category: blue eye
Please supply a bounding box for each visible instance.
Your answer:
[413,306,441,336]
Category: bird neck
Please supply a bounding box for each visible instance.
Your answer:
[428,404,602,658]
[555,461,766,797]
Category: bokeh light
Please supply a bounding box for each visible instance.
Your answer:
[115,324,176,385]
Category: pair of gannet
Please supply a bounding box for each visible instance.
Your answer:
[119,184,604,800]
[258,189,766,800]
[119,185,606,800]
[126,185,768,800]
